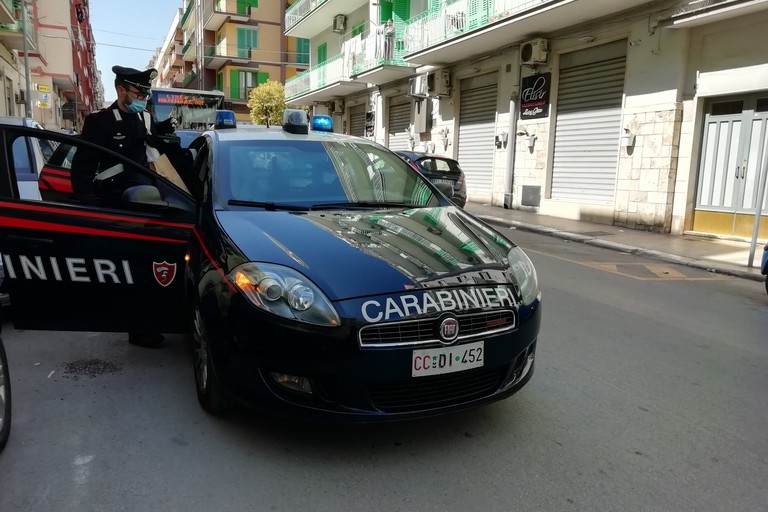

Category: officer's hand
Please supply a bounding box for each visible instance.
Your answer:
[155,117,178,135]
[145,134,182,154]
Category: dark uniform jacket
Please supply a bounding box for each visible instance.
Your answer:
[71,103,182,201]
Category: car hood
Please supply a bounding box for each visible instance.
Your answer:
[216,206,518,301]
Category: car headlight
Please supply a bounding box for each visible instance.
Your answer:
[507,246,539,306]
[229,262,340,327]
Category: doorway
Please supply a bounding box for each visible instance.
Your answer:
[694,95,768,238]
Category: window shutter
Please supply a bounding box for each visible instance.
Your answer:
[230,70,239,99]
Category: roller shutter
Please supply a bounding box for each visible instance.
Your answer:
[349,104,366,137]
[458,72,498,202]
[388,100,412,151]
[551,41,627,202]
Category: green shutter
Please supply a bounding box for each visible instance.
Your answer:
[296,38,309,64]
[393,0,409,22]
[317,43,327,64]
[217,72,223,91]
[379,2,392,23]
[258,71,269,84]
[230,70,239,98]
[352,24,363,37]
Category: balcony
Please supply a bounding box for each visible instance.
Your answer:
[180,0,195,28]
[204,42,251,70]
[204,0,251,32]
[346,26,415,84]
[0,12,36,52]
[402,0,654,65]
[285,54,367,104]
[0,0,13,24]
[182,33,196,61]
[183,70,196,87]
[285,0,367,39]
[667,0,768,27]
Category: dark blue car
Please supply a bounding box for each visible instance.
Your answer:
[0,113,541,421]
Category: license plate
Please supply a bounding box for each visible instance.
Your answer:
[412,341,484,377]
[431,178,455,186]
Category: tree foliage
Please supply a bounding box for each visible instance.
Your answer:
[247,80,305,127]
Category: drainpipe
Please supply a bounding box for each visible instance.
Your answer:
[504,92,519,209]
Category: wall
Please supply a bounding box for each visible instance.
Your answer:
[673,9,768,233]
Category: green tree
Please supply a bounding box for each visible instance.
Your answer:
[247,80,305,126]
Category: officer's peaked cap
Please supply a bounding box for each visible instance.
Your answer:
[112,66,158,92]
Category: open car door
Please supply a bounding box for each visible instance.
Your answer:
[0,125,196,333]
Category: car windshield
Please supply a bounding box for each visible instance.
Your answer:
[215,139,441,209]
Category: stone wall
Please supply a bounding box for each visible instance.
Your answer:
[615,104,682,233]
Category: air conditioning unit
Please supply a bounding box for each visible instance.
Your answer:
[331,99,344,114]
[407,75,428,98]
[520,38,548,65]
[427,70,450,96]
[332,14,346,34]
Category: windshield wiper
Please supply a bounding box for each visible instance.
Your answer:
[227,199,309,211]
[309,201,422,210]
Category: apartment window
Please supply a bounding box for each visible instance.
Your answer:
[237,28,257,59]
[296,38,309,64]
[230,70,269,99]
[318,43,327,64]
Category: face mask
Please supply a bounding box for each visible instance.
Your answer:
[126,99,146,113]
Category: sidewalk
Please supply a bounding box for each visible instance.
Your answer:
[464,202,766,283]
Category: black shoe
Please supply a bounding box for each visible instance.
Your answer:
[128,332,165,348]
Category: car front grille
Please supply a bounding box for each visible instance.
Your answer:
[358,310,516,348]
[368,366,508,413]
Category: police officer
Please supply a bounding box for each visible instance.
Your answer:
[73,65,180,348]
[71,66,180,202]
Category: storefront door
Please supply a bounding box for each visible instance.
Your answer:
[694,96,768,238]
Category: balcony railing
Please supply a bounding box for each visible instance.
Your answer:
[180,0,194,27]
[183,70,196,87]
[346,26,411,76]
[285,54,345,100]
[403,0,552,54]
[285,0,328,32]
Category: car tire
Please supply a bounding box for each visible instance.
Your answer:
[0,337,11,452]
[191,301,233,415]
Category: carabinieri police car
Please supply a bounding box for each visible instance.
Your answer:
[0,111,541,421]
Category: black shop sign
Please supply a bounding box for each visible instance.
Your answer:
[520,72,551,120]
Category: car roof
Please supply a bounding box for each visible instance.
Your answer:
[0,117,43,128]
[207,126,372,144]
[396,150,456,161]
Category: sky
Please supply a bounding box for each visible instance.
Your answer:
[89,0,184,103]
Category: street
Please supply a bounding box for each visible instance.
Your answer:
[1,228,766,512]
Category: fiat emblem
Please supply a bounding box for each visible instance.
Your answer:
[438,316,460,345]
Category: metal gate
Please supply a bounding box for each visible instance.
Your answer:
[349,104,366,137]
[551,41,626,202]
[694,96,768,237]
[388,100,411,151]
[458,72,497,202]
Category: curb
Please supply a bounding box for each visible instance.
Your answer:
[476,214,765,283]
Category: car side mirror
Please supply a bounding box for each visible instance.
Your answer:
[434,182,455,199]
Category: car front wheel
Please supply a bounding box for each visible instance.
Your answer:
[0,336,11,452]
[191,302,233,414]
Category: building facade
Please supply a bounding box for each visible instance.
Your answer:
[284,0,768,240]
[154,0,309,123]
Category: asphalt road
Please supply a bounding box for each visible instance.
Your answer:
[1,228,766,512]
